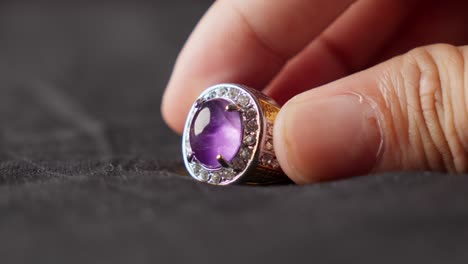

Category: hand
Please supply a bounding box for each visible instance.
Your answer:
[162,0,468,184]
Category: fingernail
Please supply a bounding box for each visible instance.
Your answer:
[274,94,383,183]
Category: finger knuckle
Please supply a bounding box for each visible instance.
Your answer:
[396,44,468,172]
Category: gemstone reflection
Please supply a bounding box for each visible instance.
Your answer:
[189,99,243,168]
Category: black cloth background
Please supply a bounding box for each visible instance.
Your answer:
[0,1,467,263]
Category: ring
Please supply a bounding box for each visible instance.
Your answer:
[182,83,290,185]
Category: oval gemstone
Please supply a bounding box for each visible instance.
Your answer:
[190,99,242,168]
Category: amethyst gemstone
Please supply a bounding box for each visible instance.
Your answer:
[190,99,243,169]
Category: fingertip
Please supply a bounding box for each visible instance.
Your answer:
[161,96,184,134]
[161,82,192,134]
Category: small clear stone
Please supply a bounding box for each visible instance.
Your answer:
[260,154,273,166]
[265,140,274,151]
[267,124,274,136]
[210,172,221,184]
[240,148,251,160]
[245,108,257,119]
[246,120,258,131]
[228,88,239,98]
[237,94,250,106]
[221,169,235,180]
[218,87,228,96]
[244,134,256,146]
[192,163,201,174]
[271,159,280,169]
[199,170,209,181]
[206,91,217,99]
[232,158,245,171]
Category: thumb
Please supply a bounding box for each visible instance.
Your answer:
[274,44,468,184]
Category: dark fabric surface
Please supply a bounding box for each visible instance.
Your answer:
[1,1,468,263]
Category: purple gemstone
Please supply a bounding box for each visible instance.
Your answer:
[190,99,243,169]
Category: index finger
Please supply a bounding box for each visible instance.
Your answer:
[162,0,355,133]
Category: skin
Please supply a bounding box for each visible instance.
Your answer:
[162,0,468,184]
